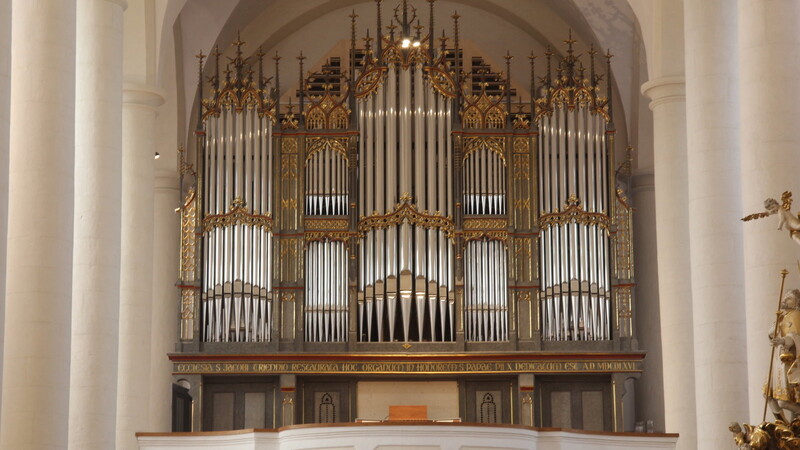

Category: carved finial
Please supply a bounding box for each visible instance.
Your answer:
[272,51,281,106]
[349,10,358,86]
[545,45,553,87]
[195,50,206,128]
[414,20,424,40]
[605,48,614,121]
[564,29,576,54]
[232,30,245,58]
[439,29,447,52]
[349,10,358,49]
[584,44,594,85]
[364,28,374,57]
[211,45,221,90]
[529,51,536,114]
[428,0,436,61]
[297,51,306,116]
[255,46,266,89]
[387,21,397,41]
[375,0,383,58]
[504,51,513,119]
[452,11,461,93]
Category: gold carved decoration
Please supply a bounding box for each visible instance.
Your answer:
[512,137,530,154]
[462,218,508,242]
[201,40,276,122]
[282,137,299,154]
[178,145,196,178]
[359,195,455,239]
[305,137,349,163]
[281,198,298,210]
[281,104,299,130]
[181,288,196,321]
[202,198,273,232]
[533,40,609,123]
[461,82,507,129]
[305,84,351,129]
[380,34,431,69]
[354,65,387,99]
[614,188,634,280]
[304,218,351,243]
[180,188,198,281]
[513,155,530,181]
[539,195,610,230]
[616,285,633,338]
[281,292,296,303]
[463,136,506,163]
[425,65,457,99]
[512,112,530,130]
[281,155,298,181]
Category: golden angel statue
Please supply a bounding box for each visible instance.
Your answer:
[766,289,800,422]
[743,191,800,247]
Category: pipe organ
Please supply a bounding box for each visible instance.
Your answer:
[175,0,640,432]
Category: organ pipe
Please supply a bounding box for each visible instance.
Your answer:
[197,39,276,343]
[535,36,614,341]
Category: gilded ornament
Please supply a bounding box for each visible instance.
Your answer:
[202,198,273,232]
[305,84,351,129]
[463,136,506,163]
[305,137,349,163]
[358,196,455,239]
[539,195,611,230]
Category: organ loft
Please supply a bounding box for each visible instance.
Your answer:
[171,0,640,431]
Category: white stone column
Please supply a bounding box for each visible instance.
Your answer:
[739,0,800,423]
[116,83,164,449]
[0,0,12,413]
[641,77,697,450]
[68,1,126,448]
[0,1,76,449]
[684,1,748,445]
[149,170,180,430]
[631,170,665,432]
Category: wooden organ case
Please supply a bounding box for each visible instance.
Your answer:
[172,0,641,435]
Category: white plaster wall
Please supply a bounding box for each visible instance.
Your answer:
[356,381,459,420]
[137,426,678,450]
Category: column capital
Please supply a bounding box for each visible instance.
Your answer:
[641,76,685,110]
[123,82,165,109]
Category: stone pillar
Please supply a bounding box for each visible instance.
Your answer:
[0,1,76,449]
[739,0,800,422]
[631,170,665,432]
[641,77,697,450]
[0,0,11,413]
[68,1,126,448]
[683,0,748,445]
[149,170,180,430]
[116,83,164,449]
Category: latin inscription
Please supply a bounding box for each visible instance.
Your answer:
[173,360,640,375]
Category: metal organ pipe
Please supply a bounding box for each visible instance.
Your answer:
[538,100,612,341]
[357,54,454,342]
[201,103,274,344]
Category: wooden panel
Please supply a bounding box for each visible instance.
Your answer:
[388,405,428,421]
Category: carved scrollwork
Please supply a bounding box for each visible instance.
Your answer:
[202,197,273,232]
[425,65,457,99]
[358,196,454,239]
[463,136,506,163]
[354,66,387,99]
[305,137,349,163]
[539,195,610,230]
